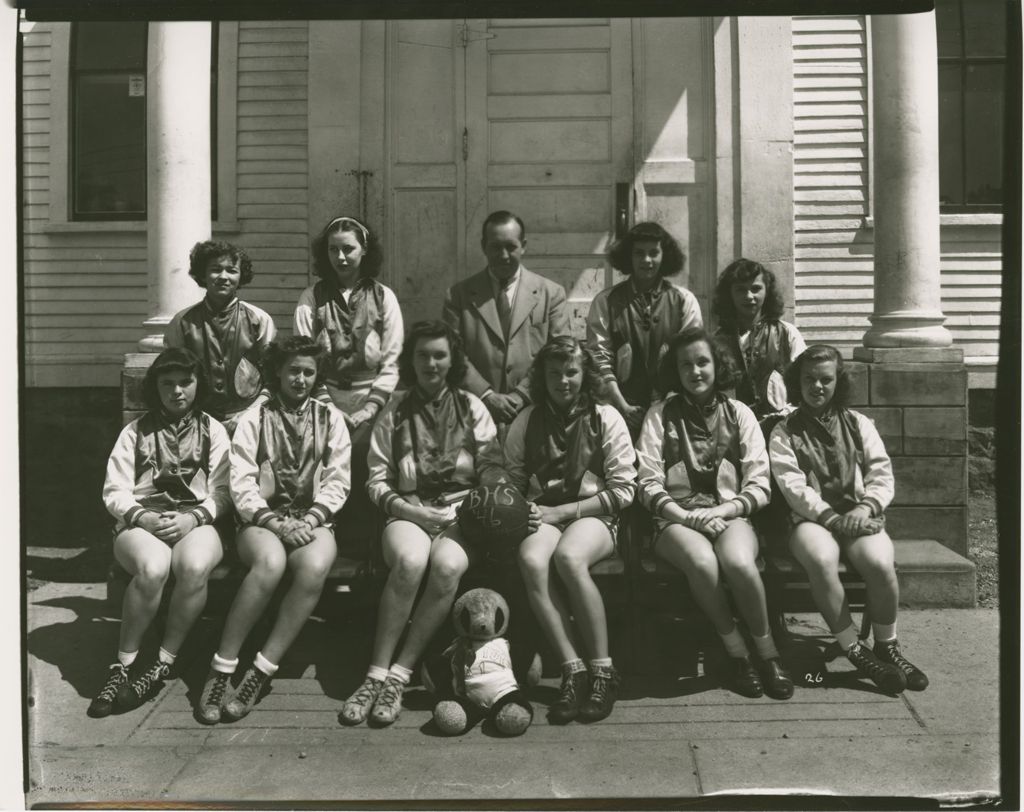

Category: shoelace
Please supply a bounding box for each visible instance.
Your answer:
[850,646,891,680]
[879,643,916,675]
[97,665,128,701]
[347,678,381,709]
[204,673,230,707]
[235,671,266,706]
[558,673,580,704]
[377,679,402,709]
[130,663,169,698]
[589,671,617,702]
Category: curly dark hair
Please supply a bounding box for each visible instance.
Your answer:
[261,336,327,394]
[398,320,468,388]
[142,347,209,414]
[607,221,686,278]
[188,241,254,288]
[784,344,850,409]
[712,258,786,331]
[480,210,526,243]
[311,216,384,280]
[657,326,740,396]
[527,336,602,406]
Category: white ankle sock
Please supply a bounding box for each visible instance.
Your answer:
[388,664,413,685]
[211,653,238,674]
[158,647,176,666]
[254,651,279,677]
[872,621,897,643]
[367,665,389,682]
[835,623,860,652]
[117,650,138,667]
[719,627,749,658]
[589,657,612,670]
[563,658,586,675]
[751,632,779,661]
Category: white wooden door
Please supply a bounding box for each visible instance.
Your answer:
[382,18,634,331]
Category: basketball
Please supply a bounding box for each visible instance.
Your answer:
[457,483,532,552]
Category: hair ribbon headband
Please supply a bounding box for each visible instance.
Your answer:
[328,216,370,245]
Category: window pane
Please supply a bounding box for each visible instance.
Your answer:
[938,64,964,206]
[935,0,963,58]
[964,64,1004,204]
[74,22,146,71]
[964,0,1006,57]
[74,75,146,217]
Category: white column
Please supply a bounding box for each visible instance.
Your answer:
[863,11,952,348]
[139,22,212,352]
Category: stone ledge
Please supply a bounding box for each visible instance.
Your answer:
[854,346,964,363]
[894,539,976,608]
[870,365,967,406]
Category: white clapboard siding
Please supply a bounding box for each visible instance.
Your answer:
[793,15,1002,371]
[22,21,312,386]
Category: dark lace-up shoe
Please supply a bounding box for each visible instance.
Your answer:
[115,659,171,711]
[873,639,929,691]
[87,662,130,718]
[847,642,906,694]
[548,667,589,725]
[578,664,621,723]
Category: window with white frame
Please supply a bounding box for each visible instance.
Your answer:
[70,21,218,221]
[936,0,1005,211]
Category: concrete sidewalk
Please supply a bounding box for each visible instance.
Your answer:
[26,579,1001,806]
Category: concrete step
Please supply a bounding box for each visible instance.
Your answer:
[894,539,976,608]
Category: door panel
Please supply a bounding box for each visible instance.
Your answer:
[385,20,465,323]
[382,19,634,333]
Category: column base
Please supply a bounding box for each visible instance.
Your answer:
[853,346,964,363]
[122,352,159,426]
[861,310,953,348]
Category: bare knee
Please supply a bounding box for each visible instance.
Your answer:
[247,548,287,583]
[856,552,896,585]
[428,555,467,593]
[671,546,719,586]
[552,545,591,582]
[133,558,171,591]
[292,555,335,589]
[517,547,550,585]
[388,550,429,590]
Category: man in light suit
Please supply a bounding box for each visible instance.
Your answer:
[443,210,571,426]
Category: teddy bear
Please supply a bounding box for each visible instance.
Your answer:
[420,587,534,736]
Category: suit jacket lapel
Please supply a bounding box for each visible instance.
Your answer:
[508,267,539,339]
[468,269,505,345]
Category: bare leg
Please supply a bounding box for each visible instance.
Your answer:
[844,530,898,626]
[713,519,771,637]
[518,524,580,663]
[215,527,287,661]
[113,529,172,653]
[393,525,474,670]
[788,522,851,634]
[162,525,224,655]
[654,524,736,635]
[551,518,614,661]
[259,528,337,665]
[368,521,431,670]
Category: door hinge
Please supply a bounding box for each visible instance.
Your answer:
[462,127,469,162]
[457,23,496,48]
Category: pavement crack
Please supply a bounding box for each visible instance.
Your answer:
[688,742,703,795]
[901,693,927,729]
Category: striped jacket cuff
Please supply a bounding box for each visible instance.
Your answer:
[253,508,277,528]
[859,497,883,518]
[817,507,840,528]
[650,493,673,519]
[367,390,388,409]
[732,494,756,517]
[381,493,402,517]
[307,503,331,526]
[125,506,150,527]
[190,506,213,526]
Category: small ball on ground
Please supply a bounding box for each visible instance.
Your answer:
[433,700,468,735]
[494,703,532,737]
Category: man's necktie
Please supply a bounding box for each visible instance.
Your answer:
[497,282,512,339]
